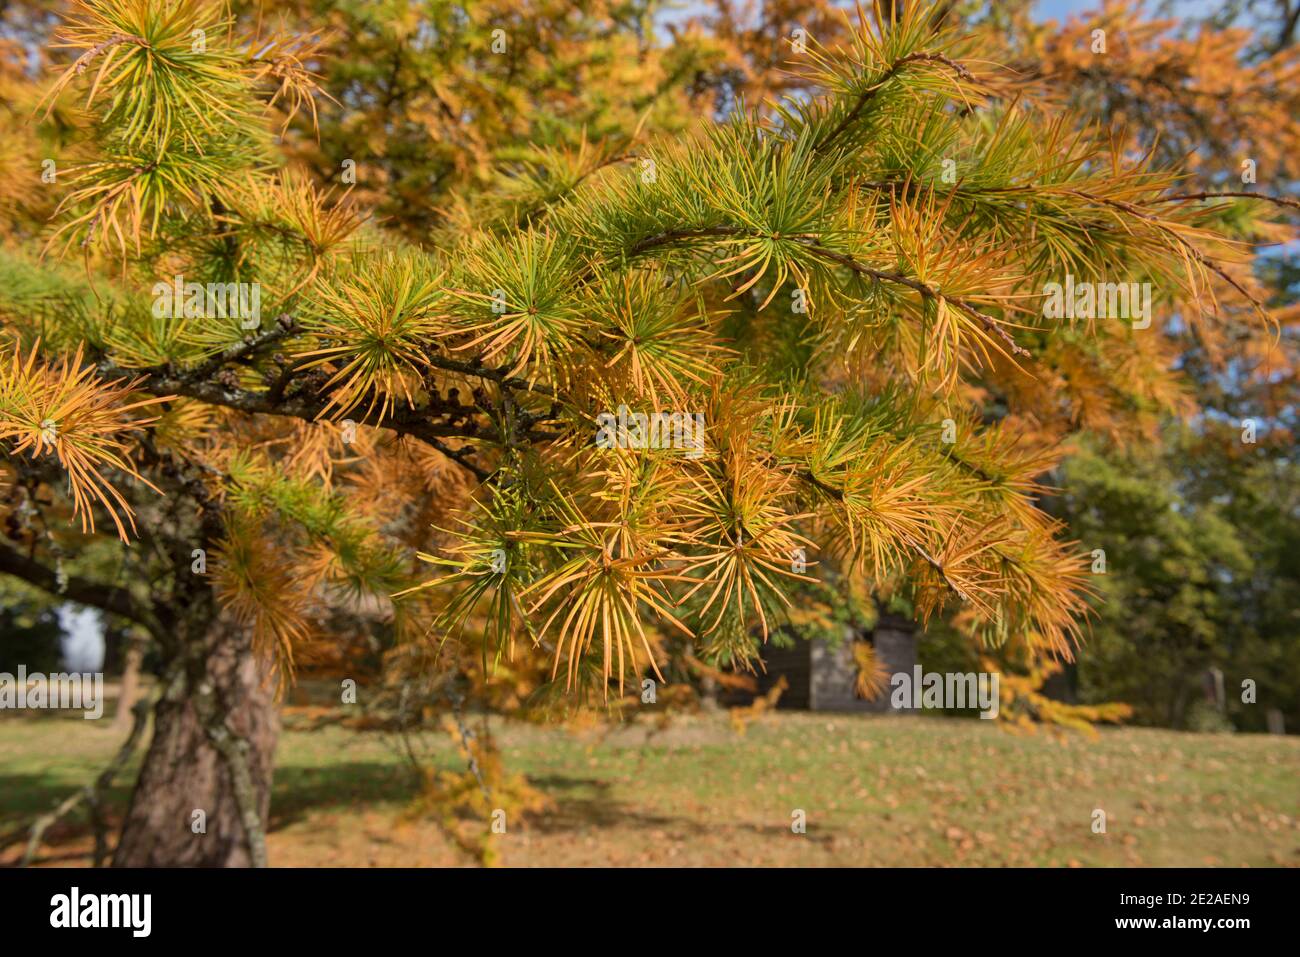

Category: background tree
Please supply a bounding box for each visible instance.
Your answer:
[1051,426,1300,730]
[970,0,1300,728]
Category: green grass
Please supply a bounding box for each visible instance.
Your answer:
[2,707,1297,866]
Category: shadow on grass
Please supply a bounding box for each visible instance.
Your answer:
[269,761,421,830]
[0,773,134,866]
[0,773,133,824]
[515,774,836,844]
[4,753,836,856]
[270,762,825,844]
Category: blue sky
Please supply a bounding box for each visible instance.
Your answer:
[1035,0,1225,22]
[1036,0,1095,19]
[1036,0,1106,20]
[657,1,1227,30]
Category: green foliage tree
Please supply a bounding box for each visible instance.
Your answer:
[1054,426,1300,731]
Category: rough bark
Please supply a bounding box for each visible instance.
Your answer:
[112,621,279,868]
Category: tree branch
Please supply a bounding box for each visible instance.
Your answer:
[1155,190,1300,212]
[93,356,498,476]
[0,540,157,633]
[625,225,1030,358]
[813,51,975,153]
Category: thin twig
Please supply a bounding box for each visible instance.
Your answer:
[1155,191,1300,212]
[814,51,975,153]
[12,692,151,866]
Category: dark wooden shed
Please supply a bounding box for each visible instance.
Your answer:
[746,614,919,713]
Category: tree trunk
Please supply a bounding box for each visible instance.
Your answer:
[1169,679,1192,730]
[112,622,279,867]
[111,636,144,735]
[698,674,719,711]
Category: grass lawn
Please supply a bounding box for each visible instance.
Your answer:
[2,704,1297,867]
